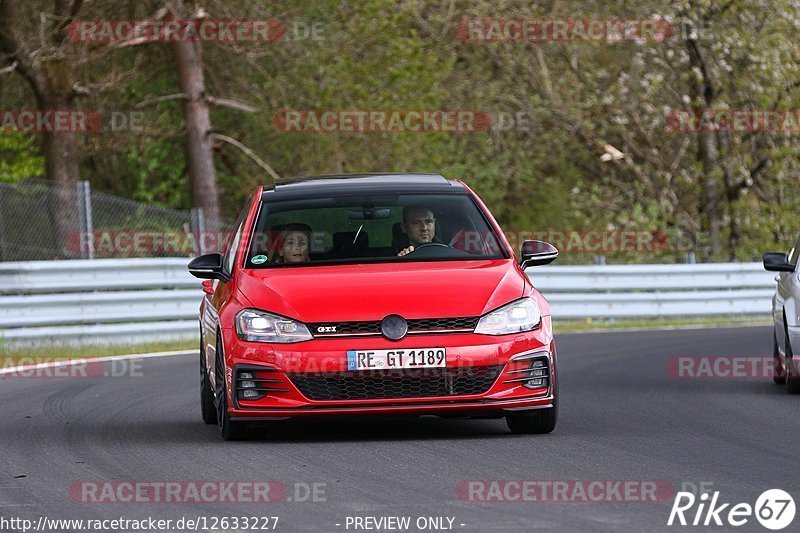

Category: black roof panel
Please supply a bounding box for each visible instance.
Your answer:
[263,173,464,200]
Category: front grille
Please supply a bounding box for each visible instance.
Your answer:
[309,316,479,337]
[407,317,479,331]
[289,365,503,401]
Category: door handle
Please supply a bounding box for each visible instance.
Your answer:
[775,276,780,282]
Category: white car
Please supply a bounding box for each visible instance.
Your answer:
[764,231,800,393]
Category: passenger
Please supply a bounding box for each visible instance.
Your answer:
[397,206,436,256]
[270,223,312,263]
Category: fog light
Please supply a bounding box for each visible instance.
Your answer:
[235,367,290,402]
[506,353,551,390]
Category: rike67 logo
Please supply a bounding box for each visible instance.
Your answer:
[668,489,795,530]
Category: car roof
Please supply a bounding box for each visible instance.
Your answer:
[261,173,466,200]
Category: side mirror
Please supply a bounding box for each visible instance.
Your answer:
[520,240,558,269]
[763,252,796,272]
[188,253,230,281]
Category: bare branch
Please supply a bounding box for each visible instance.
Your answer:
[206,96,259,113]
[52,0,84,39]
[211,133,281,182]
[71,82,90,95]
[0,59,16,74]
[134,93,188,108]
[110,8,168,49]
[0,0,41,97]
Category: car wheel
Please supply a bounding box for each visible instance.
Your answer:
[773,330,786,385]
[506,402,558,434]
[200,341,217,425]
[215,334,246,440]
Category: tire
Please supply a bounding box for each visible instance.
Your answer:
[773,330,786,385]
[506,347,558,435]
[785,325,800,394]
[215,334,247,440]
[506,402,558,434]
[200,341,217,425]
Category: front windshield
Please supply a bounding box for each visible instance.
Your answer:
[245,193,507,268]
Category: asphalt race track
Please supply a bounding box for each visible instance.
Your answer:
[2,326,797,532]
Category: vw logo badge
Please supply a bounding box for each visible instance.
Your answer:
[381,314,408,341]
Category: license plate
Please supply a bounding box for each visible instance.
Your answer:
[346,348,446,371]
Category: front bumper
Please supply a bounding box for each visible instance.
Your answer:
[221,317,556,419]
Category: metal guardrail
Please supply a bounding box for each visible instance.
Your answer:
[0,259,775,346]
[527,263,775,318]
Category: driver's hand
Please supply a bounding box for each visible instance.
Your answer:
[397,246,415,257]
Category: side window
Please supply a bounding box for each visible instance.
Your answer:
[788,232,800,266]
[223,199,252,275]
[224,221,244,274]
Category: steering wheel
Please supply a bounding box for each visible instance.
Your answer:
[402,241,470,259]
[411,243,450,251]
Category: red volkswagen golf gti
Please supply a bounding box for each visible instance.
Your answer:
[189,174,559,440]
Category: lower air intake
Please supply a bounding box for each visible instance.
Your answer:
[288,366,503,401]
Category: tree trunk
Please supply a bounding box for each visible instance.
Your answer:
[686,30,723,259]
[170,5,221,228]
[0,0,84,258]
[40,95,82,258]
[37,56,83,257]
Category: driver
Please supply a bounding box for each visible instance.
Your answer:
[397,206,437,256]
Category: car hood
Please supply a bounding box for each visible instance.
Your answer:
[236,259,526,322]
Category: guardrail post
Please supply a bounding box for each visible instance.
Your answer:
[191,207,206,255]
[594,255,606,265]
[0,190,5,262]
[685,252,696,264]
[76,181,95,260]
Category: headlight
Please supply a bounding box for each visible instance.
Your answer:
[474,298,541,335]
[235,309,313,343]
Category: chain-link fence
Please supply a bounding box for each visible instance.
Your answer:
[0,180,231,261]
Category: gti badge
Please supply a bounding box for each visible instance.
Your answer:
[317,326,337,333]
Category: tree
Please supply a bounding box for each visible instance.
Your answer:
[167,0,221,226]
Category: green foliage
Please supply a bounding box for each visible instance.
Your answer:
[0,132,44,182]
[2,0,798,263]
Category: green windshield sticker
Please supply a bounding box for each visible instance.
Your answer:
[251,255,268,264]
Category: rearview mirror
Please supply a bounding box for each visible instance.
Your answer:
[188,253,230,281]
[520,240,558,269]
[347,207,391,220]
[763,252,796,272]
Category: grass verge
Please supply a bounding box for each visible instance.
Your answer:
[0,339,196,363]
[555,315,771,332]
